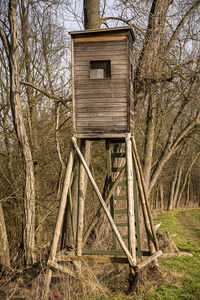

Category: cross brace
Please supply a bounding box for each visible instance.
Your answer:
[42,134,161,299]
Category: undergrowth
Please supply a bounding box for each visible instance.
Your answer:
[0,209,199,299]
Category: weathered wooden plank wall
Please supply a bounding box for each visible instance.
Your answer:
[71,28,135,137]
[74,36,128,135]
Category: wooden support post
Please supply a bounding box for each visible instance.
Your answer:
[131,136,159,252]
[42,146,75,299]
[71,137,135,267]
[133,171,142,260]
[131,142,156,255]
[126,133,136,266]
[77,140,86,256]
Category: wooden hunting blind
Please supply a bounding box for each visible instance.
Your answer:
[43,27,162,298]
[69,27,135,138]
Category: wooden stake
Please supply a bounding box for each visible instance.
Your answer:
[77,140,86,256]
[126,133,136,266]
[42,146,75,299]
[71,137,135,267]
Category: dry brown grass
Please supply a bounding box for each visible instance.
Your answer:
[1,258,182,300]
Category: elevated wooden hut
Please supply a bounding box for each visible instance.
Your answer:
[69,27,135,138]
[44,27,161,298]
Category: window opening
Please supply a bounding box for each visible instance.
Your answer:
[90,60,111,79]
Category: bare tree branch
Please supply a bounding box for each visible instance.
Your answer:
[165,1,200,54]
[101,17,143,33]
[20,81,71,109]
[149,110,200,192]
[0,27,10,59]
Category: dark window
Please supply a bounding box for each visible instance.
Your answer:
[90,60,111,79]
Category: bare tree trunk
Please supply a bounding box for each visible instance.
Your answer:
[168,168,178,211]
[0,202,11,268]
[143,93,156,193]
[185,173,191,207]
[159,182,164,211]
[84,0,100,29]
[20,0,36,148]
[173,166,183,207]
[0,0,36,265]
[176,152,200,209]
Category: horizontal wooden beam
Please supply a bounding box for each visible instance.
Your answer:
[74,133,128,139]
[56,255,129,264]
[56,249,151,257]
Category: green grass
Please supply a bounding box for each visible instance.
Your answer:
[146,208,200,300]
[87,208,200,300]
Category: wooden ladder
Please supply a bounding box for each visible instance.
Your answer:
[106,140,142,258]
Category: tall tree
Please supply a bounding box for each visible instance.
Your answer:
[105,0,200,201]
[0,0,36,265]
[84,0,100,29]
[0,201,10,267]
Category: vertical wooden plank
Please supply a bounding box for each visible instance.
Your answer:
[43,146,75,299]
[126,133,136,265]
[77,140,86,256]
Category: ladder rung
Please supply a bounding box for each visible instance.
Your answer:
[116,222,128,227]
[115,209,127,214]
[112,167,124,172]
[111,153,126,158]
[113,195,127,200]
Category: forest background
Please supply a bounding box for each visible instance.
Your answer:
[0,0,199,290]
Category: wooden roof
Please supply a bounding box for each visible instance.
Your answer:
[69,26,135,41]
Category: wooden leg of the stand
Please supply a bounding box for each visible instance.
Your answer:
[126,133,136,266]
[77,140,86,257]
[128,270,140,295]
[126,133,137,292]
[42,146,75,299]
